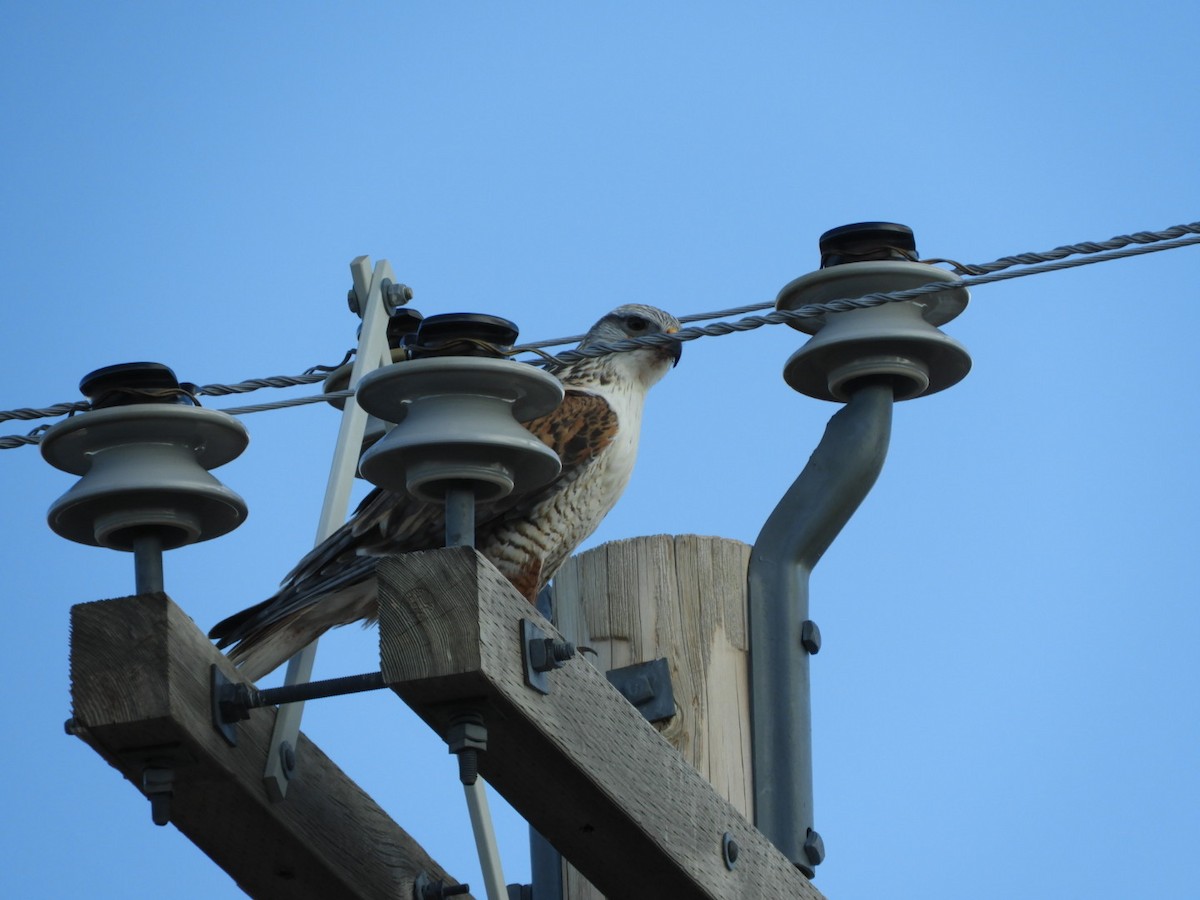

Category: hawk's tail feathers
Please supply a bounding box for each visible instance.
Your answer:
[208,580,378,682]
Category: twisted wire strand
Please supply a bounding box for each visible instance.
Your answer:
[220,389,352,417]
[192,371,331,397]
[509,220,1200,353]
[544,231,1200,364]
[0,432,45,450]
[0,390,353,448]
[0,400,90,424]
[3,220,1197,450]
[0,369,339,425]
[933,221,1200,275]
[509,300,800,351]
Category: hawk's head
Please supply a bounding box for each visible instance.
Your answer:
[576,304,682,385]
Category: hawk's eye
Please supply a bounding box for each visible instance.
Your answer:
[625,315,650,332]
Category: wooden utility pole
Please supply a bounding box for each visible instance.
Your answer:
[551,535,759,899]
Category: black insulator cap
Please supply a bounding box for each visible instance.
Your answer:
[411,313,520,359]
[356,307,427,348]
[819,222,918,268]
[387,308,425,349]
[79,362,194,409]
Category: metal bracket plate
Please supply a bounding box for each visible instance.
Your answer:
[606,657,676,724]
[210,664,242,747]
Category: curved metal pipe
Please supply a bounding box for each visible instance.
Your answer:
[748,381,894,875]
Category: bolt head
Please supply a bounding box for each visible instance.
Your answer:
[800,620,822,655]
[279,740,296,776]
[722,831,740,870]
[803,827,826,866]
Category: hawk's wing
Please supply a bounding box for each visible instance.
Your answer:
[208,388,617,651]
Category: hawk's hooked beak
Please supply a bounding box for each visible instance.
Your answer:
[665,327,682,367]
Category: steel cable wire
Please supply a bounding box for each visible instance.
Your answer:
[3,220,1197,450]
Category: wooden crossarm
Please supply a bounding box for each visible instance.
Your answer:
[69,592,473,900]
[377,548,824,900]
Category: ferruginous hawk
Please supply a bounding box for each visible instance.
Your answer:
[210,304,681,680]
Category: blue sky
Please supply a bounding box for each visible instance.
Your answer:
[2,3,1197,898]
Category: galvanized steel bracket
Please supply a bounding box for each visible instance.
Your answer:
[606,657,676,724]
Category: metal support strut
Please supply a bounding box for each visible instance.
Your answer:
[747,380,894,876]
[262,256,400,801]
[749,221,971,877]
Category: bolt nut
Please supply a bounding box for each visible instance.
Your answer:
[800,620,822,655]
[803,827,826,866]
[446,713,488,755]
[142,767,174,827]
[529,637,575,673]
[381,280,414,311]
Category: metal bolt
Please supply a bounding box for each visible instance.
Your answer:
[722,832,739,870]
[279,740,296,778]
[149,794,171,827]
[457,748,479,786]
[803,827,826,866]
[529,637,575,673]
[381,279,414,312]
[349,281,414,316]
[414,871,471,899]
[142,767,174,827]
[446,711,487,786]
[218,681,255,723]
[446,712,488,753]
[800,619,822,655]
